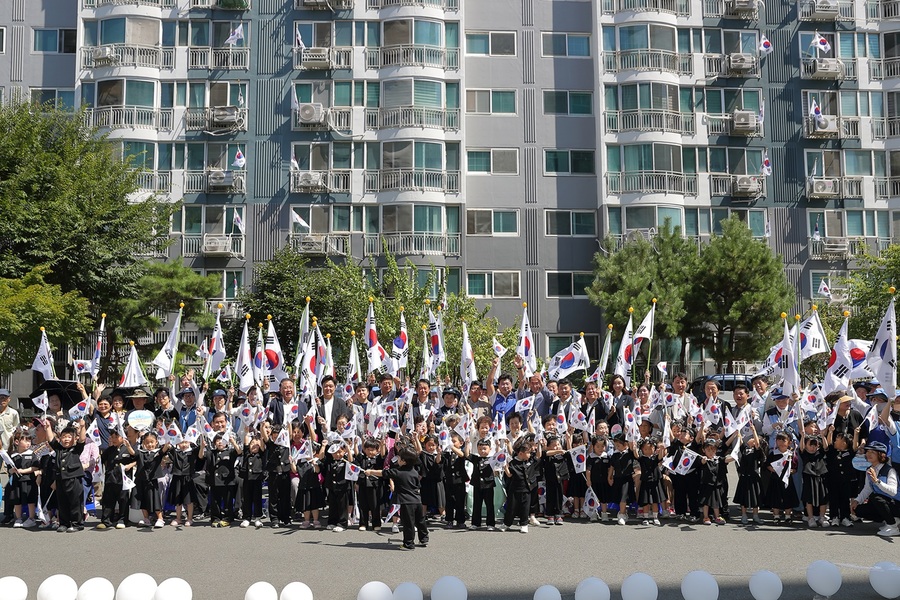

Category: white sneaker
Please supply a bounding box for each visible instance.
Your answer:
[360,526,367,531]
[808,517,817,528]
[391,524,400,534]
[653,518,661,526]
[326,524,335,530]
[496,524,507,531]
[840,518,852,527]
[617,514,626,526]
[115,522,126,530]
[877,526,899,537]
[528,516,540,526]
[820,518,830,528]
[154,519,165,528]
[138,519,148,527]
[486,526,495,531]
[12,520,23,528]
[255,520,263,528]
[22,518,36,528]
[333,525,345,532]
[240,520,250,528]
[520,525,529,533]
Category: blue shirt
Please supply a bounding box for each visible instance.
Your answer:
[179,405,198,432]
[491,392,518,421]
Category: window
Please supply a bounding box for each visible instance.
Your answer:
[466,209,518,235]
[208,270,244,300]
[541,33,591,57]
[33,29,76,53]
[465,32,516,56]
[467,271,520,298]
[545,210,596,236]
[467,149,518,174]
[291,205,330,234]
[543,90,592,115]
[466,90,516,114]
[0,27,5,53]
[547,334,600,360]
[547,272,593,297]
[30,89,75,111]
[544,150,595,174]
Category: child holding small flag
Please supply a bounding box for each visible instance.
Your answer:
[502,434,542,533]
[765,432,799,525]
[364,446,428,550]
[467,438,497,530]
[443,432,469,529]
[240,432,266,528]
[540,433,570,525]
[165,436,198,527]
[734,427,764,525]
[7,428,40,529]
[260,421,293,528]
[416,434,445,521]
[798,414,830,528]
[290,421,323,528]
[637,437,666,525]
[99,427,135,529]
[319,440,354,532]
[608,432,638,525]
[354,437,385,531]
[135,431,171,528]
[45,419,87,533]
[200,432,242,528]
[585,434,612,522]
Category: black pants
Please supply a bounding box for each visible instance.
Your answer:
[192,471,208,515]
[445,482,467,525]
[327,487,349,526]
[243,478,263,520]
[210,485,235,521]
[358,485,381,530]
[268,472,292,524]
[673,471,700,517]
[399,503,428,546]
[504,490,530,527]
[101,483,128,525]
[856,494,900,524]
[472,486,495,527]
[545,479,564,517]
[2,481,13,518]
[57,477,83,527]
[829,478,853,521]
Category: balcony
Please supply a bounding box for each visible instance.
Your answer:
[291,106,351,131]
[82,45,175,69]
[83,0,175,6]
[293,47,353,70]
[602,0,690,15]
[603,50,692,75]
[185,106,248,131]
[185,170,247,194]
[849,237,893,257]
[366,45,460,70]
[606,171,698,195]
[801,57,852,80]
[367,0,458,7]
[868,0,900,19]
[710,174,766,198]
[183,234,245,258]
[807,177,842,199]
[798,0,853,20]
[298,0,355,7]
[133,171,172,193]
[84,106,173,131]
[803,115,859,139]
[289,170,352,193]
[702,0,758,18]
[604,109,695,135]
[364,169,460,193]
[289,233,350,256]
[134,237,170,258]
[365,106,460,131]
[705,111,763,136]
[869,57,900,80]
[706,53,761,78]
[809,237,851,260]
[189,48,250,70]
[364,233,461,257]
[191,0,251,7]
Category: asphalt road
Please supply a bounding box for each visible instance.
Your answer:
[0,513,895,600]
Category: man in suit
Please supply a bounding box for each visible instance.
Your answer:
[316,375,350,435]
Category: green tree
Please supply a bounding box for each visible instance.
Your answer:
[685,217,793,371]
[0,267,91,375]
[844,244,900,340]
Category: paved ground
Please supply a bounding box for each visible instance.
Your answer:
[1,513,896,600]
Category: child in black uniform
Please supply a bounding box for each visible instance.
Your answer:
[734,428,764,525]
[45,419,87,533]
[8,428,39,528]
[637,437,665,526]
[418,434,445,521]
[354,437,385,531]
[320,440,353,532]
[240,432,266,529]
[166,437,198,527]
[260,422,293,528]
[585,435,612,522]
[609,433,638,526]
[365,447,428,550]
[799,423,830,528]
[698,438,731,525]
[291,422,324,529]
[201,432,242,527]
[99,427,136,529]
[541,434,570,525]
[467,438,496,529]
[825,428,856,526]
[443,432,469,528]
[502,434,542,533]
[136,430,170,528]
[765,431,799,524]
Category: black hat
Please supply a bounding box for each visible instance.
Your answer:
[865,440,889,454]
[442,388,461,399]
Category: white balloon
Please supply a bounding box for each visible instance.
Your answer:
[749,571,783,600]
[38,574,78,600]
[0,576,28,600]
[358,582,392,600]
[79,577,115,600]
[807,561,842,597]
[393,582,423,600]
[870,562,900,599]
[575,578,610,600]
[281,582,314,600]
[155,578,193,600]
[116,573,157,600]
[622,573,658,600]
[431,576,468,600]
[534,585,562,600]
[245,582,278,600]
[681,571,718,600]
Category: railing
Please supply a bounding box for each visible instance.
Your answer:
[602,0,690,14]
[84,106,173,131]
[798,0,854,19]
[841,177,864,198]
[184,170,247,193]
[604,50,692,75]
[868,0,900,19]
[709,174,766,197]
[706,54,762,78]
[185,107,248,131]
[289,170,352,193]
[883,177,900,197]
[366,45,460,70]
[606,171,698,195]
[292,107,352,131]
[183,234,245,258]
[83,0,175,6]
[293,47,353,70]
[289,234,351,256]
[134,237,170,258]
[366,0,458,8]
[702,0,758,18]
[869,57,900,79]
[705,113,763,136]
[296,0,355,7]
[192,0,252,7]
[364,169,460,193]
[803,115,859,138]
[604,109,695,134]
[365,106,460,130]
[133,171,172,193]
[801,58,853,80]
[189,48,250,70]
[82,45,175,69]
[364,233,461,257]
[848,237,892,257]
[809,237,850,260]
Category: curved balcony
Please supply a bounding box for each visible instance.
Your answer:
[83,0,175,6]
[602,0,690,15]
[364,169,460,193]
[868,0,900,19]
[290,233,350,256]
[192,0,251,7]
[189,48,249,70]
[603,50,692,75]
[606,171,698,195]
[364,233,460,257]
[365,106,460,131]
[84,106,173,131]
[366,45,460,70]
[82,45,175,69]
[604,109,695,135]
[367,0,458,8]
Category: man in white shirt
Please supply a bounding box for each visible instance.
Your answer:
[0,388,20,524]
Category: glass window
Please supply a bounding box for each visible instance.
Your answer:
[467,210,492,234]
[494,211,517,234]
[546,211,571,236]
[467,151,491,172]
[493,272,520,297]
[492,91,516,113]
[545,150,570,174]
[572,212,595,235]
[570,92,592,115]
[100,19,126,45]
[33,30,58,52]
[467,273,489,296]
[465,33,489,54]
[547,272,572,297]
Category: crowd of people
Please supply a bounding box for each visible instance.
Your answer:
[1,356,899,550]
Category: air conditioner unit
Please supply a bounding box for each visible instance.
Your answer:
[812,58,842,78]
[733,175,761,195]
[211,106,240,124]
[303,0,328,4]
[207,170,235,187]
[810,178,840,197]
[202,238,232,254]
[811,0,839,18]
[297,171,325,188]
[814,115,839,134]
[300,48,332,69]
[730,0,757,11]
[732,110,758,132]
[298,102,326,124]
[728,53,756,72]
[92,46,116,61]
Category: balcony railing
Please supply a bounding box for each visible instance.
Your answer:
[868,0,900,19]
[705,113,763,136]
[604,50,692,75]
[289,233,350,256]
[366,0,458,8]
[296,0,355,7]
[801,57,853,80]
[869,57,900,79]
[291,107,351,131]
[289,170,352,193]
[798,0,854,20]
[84,106,173,131]
[183,234,245,258]
[606,171,698,195]
[184,170,247,194]
[809,237,851,260]
[134,237,170,258]
[364,169,460,193]
[82,45,175,69]
[602,0,690,15]
[705,54,761,78]
[604,109,695,135]
[133,170,172,193]
[185,107,249,131]
[702,0,758,18]
[848,237,893,257]
[365,106,460,130]
[366,45,460,70]
[192,0,251,7]
[83,0,175,6]
[293,47,353,70]
[803,115,859,139]
[364,233,461,257]
[709,174,767,197]
[189,48,250,70]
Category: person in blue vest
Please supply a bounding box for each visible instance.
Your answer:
[851,440,900,537]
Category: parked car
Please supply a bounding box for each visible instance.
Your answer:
[690,373,755,404]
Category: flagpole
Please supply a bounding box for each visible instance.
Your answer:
[794,312,802,389]
[203,303,223,381]
[646,298,657,383]
[172,302,184,381]
[628,306,635,386]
